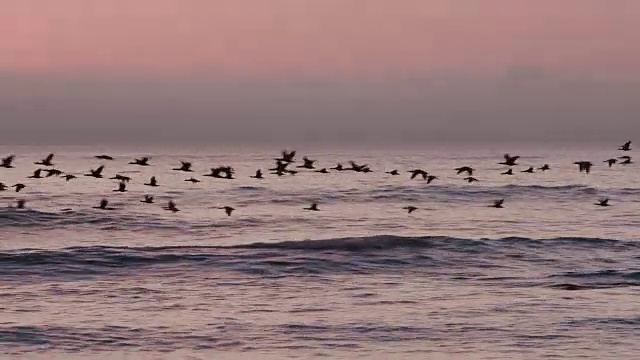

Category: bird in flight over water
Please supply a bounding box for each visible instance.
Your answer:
[304,202,320,211]
[499,154,520,166]
[35,153,55,167]
[573,161,593,174]
[402,206,418,214]
[618,141,632,151]
[94,199,115,210]
[163,200,180,213]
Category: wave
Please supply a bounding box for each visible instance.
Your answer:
[227,183,627,206]
[1,235,638,283]
[0,208,270,231]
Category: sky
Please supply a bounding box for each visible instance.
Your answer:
[1,1,639,145]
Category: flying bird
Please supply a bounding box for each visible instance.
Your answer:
[94,198,115,210]
[129,157,151,166]
[618,141,632,151]
[110,174,131,182]
[173,161,193,172]
[144,176,159,187]
[618,156,633,165]
[45,169,64,177]
[604,158,617,167]
[12,183,26,192]
[574,161,593,174]
[13,199,26,209]
[276,150,296,163]
[95,155,114,160]
[250,170,264,179]
[297,156,316,169]
[595,198,610,207]
[219,206,235,216]
[304,203,320,211]
[408,169,428,180]
[163,200,180,213]
[490,199,505,208]
[455,166,474,176]
[28,169,44,179]
[402,206,418,214]
[141,195,154,204]
[499,154,520,166]
[1,155,15,168]
[113,181,127,192]
[85,165,105,178]
[35,153,55,166]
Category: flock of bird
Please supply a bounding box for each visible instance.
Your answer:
[0,141,634,214]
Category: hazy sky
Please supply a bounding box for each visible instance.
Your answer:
[1,1,639,144]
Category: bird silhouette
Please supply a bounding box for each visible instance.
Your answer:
[0,155,15,168]
[297,156,316,169]
[251,170,264,179]
[129,157,150,166]
[574,161,593,174]
[110,174,131,182]
[304,203,320,211]
[35,153,55,166]
[455,166,474,176]
[402,206,418,214]
[163,200,180,213]
[618,141,632,151]
[173,161,193,172]
[219,206,235,216]
[618,156,633,165]
[94,199,115,210]
[408,169,428,180]
[499,154,520,166]
[144,176,159,187]
[12,183,26,192]
[28,169,44,179]
[113,181,127,192]
[85,165,105,178]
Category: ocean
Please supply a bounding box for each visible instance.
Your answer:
[0,143,638,359]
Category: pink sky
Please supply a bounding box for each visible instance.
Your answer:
[1,0,639,79]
